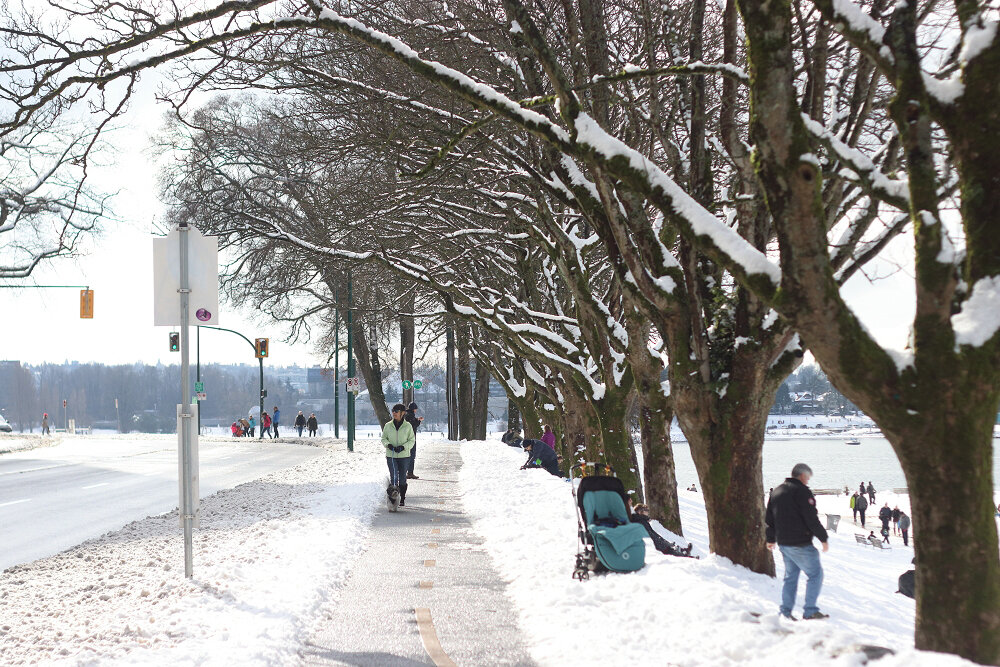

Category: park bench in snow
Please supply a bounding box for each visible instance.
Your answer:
[868,536,892,550]
[855,534,870,547]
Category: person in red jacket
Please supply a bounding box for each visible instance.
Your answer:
[260,411,272,439]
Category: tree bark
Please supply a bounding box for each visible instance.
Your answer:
[352,315,391,427]
[456,322,474,440]
[472,358,490,439]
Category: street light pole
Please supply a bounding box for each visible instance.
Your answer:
[335,286,340,439]
[196,326,201,436]
[347,271,354,452]
[178,222,195,579]
[198,326,265,426]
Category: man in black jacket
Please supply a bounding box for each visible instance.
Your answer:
[403,402,423,479]
[765,463,830,620]
[519,439,561,477]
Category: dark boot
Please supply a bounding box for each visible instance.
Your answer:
[399,485,407,506]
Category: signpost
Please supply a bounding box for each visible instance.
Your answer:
[152,224,218,579]
[413,380,423,390]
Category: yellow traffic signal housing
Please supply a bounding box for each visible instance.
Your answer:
[80,289,94,318]
[255,337,269,358]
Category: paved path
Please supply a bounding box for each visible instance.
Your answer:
[302,440,535,667]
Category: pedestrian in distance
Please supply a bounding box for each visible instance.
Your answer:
[239,417,250,437]
[850,492,858,522]
[892,505,901,536]
[855,492,868,528]
[881,525,891,545]
[859,481,866,497]
[260,411,272,439]
[307,413,318,436]
[382,403,415,506]
[899,512,911,546]
[295,410,306,437]
[541,424,556,451]
[403,402,423,479]
[879,502,892,534]
[867,481,876,504]
[272,406,280,438]
[519,438,561,477]
[231,421,241,437]
[41,413,49,435]
[247,415,256,438]
[765,463,830,621]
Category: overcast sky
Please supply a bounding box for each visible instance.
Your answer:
[0,77,917,369]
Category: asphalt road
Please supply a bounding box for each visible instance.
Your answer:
[0,436,324,570]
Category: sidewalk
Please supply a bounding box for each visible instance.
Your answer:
[301,439,535,666]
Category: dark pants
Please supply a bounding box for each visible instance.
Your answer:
[852,508,858,521]
[386,456,409,490]
[902,529,909,546]
[859,511,866,527]
[273,424,279,437]
[309,428,316,436]
[408,443,417,474]
[869,493,875,503]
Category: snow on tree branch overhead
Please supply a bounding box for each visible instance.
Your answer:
[951,276,1000,348]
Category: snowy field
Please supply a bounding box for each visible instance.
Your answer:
[0,438,386,666]
[460,440,973,667]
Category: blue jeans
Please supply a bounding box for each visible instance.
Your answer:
[778,544,823,617]
[386,457,408,488]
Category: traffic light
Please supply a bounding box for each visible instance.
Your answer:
[169,332,180,352]
[255,337,269,358]
[79,289,94,319]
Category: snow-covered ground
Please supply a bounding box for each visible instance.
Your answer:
[0,438,385,666]
[459,440,973,667]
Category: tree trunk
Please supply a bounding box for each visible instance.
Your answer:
[472,359,490,439]
[507,398,520,432]
[899,406,1000,663]
[594,387,643,503]
[635,383,682,534]
[399,290,415,407]
[456,323,474,440]
[352,316,391,427]
[673,361,776,576]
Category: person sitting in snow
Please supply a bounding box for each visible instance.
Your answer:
[502,428,521,446]
[519,438,561,476]
[628,502,694,557]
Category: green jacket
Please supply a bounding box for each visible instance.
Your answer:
[382,419,415,458]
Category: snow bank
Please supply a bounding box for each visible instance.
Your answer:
[0,439,386,666]
[460,441,974,666]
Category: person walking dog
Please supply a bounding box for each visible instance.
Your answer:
[765,463,830,621]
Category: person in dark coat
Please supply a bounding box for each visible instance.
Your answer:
[867,481,876,504]
[855,492,868,527]
[891,506,901,536]
[879,503,892,534]
[628,503,693,557]
[520,439,561,477]
[307,413,318,437]
[765,463,830,620]
[294,411,306,437]
[502,428,521,446]
[404,402,423,479]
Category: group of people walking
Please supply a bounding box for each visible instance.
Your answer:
[293,410,320,436]
[849,483,911,546]
[228,406,314,438]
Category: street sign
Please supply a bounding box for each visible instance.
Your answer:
[152,226,219,326]
[347,376,360,393]
[196,392,207,401]
[79,289,94,318]
[413,380,423,389]
[194,382,204,392]
[402,380,412,390]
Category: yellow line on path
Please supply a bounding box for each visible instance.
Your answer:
[419,581,434,589]
[424,559,436,567]
[415,608,457,667]
[432,528,441,534]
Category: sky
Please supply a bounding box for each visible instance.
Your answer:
[0,72,918,369]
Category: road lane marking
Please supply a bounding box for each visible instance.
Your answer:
[419,581,434,589]
[424,560,436,567]
[427,543,438,548]
[81,482,109,490]
[431,528,440,534]
[0,498,31,508]
[414,608,457,667]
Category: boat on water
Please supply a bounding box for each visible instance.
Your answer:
[845,438,861,446]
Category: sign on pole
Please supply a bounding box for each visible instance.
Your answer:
[347,377,360,394]
[402,380,412,390]
[194,382,204,392]
[152,227,219,326]
[413,380,423,390]
[196,392,207,402]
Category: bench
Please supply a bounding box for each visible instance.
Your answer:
[855,534,870,547]
[869,537,892,551]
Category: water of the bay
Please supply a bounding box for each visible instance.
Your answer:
[669,435,1000,495]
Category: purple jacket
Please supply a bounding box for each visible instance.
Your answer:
[541,431,556,450]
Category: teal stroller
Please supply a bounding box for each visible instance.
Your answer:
[571,464,647,580]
